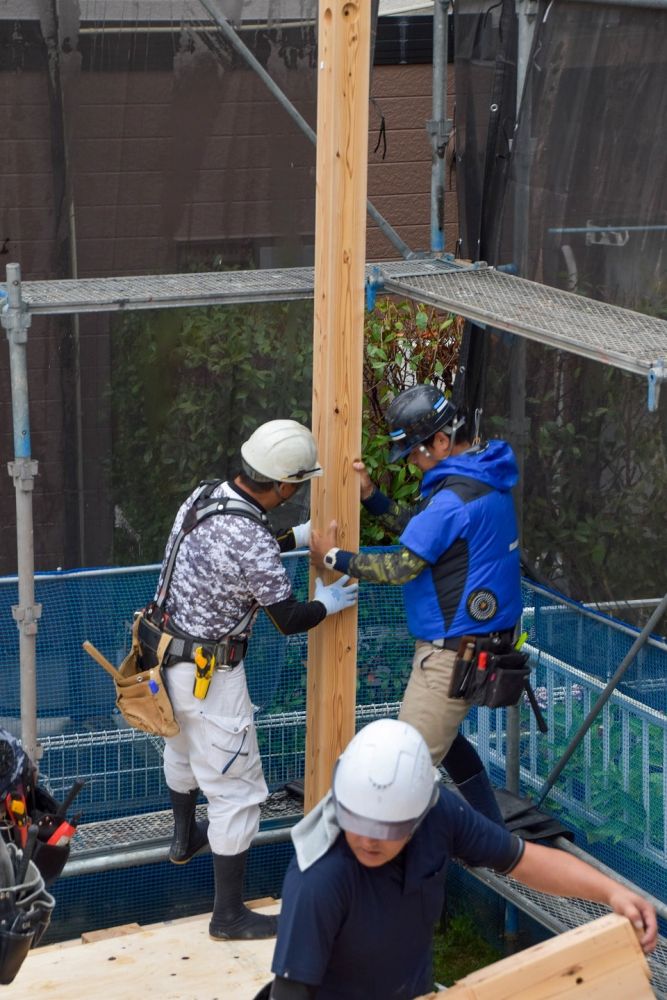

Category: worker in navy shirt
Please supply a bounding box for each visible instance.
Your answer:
[311,384,522,825]
[258,720,656,1000]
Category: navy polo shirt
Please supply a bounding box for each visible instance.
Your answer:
[272,788,523,1000]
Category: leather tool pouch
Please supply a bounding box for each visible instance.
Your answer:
[115,615,180,737]
[84,621,179,737]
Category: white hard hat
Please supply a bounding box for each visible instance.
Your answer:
[240,419,323,484]
[332,719,439,840]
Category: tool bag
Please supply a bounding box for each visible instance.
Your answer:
[83,614,180,738]
[19,784,80,888]
[448,636,531,709]
[0,838,55,985]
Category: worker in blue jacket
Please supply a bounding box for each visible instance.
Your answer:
[256,720,656,1000]
[311,384,523,824]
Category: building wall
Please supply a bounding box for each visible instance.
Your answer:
[0,22,457,574]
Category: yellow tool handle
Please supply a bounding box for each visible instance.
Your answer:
[82,640,122,680]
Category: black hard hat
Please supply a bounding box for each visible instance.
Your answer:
[385,385,463,461]
[0,728,27,800]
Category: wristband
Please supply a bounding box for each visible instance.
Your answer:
[323,547,340,571]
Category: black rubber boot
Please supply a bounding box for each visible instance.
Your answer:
[209,851,278,940]
[456,770,505,826]
[442,733,505,826]
[167,787,209,864]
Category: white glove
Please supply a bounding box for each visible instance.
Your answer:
[291,520,311,549]
[314,575,359,616]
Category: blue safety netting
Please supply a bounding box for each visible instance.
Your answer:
[1,559,666,941]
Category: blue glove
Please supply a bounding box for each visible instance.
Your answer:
[314,575,359,616]
[291,520,311,549]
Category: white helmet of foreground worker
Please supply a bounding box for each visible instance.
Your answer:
[332,719,439,840]
[241,419,323,484]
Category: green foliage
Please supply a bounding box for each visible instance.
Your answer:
[487,345,667,625]
[110,292,462,560]
[360,297,463,545]
[531,700,663,848]
[432,911,502,986]
[110,298,313,563]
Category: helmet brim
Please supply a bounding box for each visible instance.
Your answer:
[388,441,413,463]
[279,465,323,483]
[335,781,439,841]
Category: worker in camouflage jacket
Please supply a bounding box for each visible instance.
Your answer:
[153,420,357,941]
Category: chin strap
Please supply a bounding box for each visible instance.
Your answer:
[472,407,483,446]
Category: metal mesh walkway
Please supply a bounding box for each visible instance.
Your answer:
[5,258,665,399]
[473,858,667,997]
[13,268,317,314]
[382,264,667,380]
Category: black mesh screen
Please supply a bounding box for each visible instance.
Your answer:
[455,0,667,632]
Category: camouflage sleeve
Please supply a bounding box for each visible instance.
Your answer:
[374,498,414,536]
[347,545,428,585]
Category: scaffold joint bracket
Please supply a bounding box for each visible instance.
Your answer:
[8,459,39,489]
[12,603,43,632]
[648,361,665,412]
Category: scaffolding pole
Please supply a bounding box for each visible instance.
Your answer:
[1,263,41,762]
[428,0,451,253]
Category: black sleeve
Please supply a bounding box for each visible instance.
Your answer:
[264,595,327,635]
[270,976,318,1000]
[275,527,297,553]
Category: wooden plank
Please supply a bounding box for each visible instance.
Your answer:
[15,905,280,1000]
[81,922,142,944]
[415,914,654,1000]
[305,0,371,810]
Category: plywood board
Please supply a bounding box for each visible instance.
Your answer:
[14,904,280,1000]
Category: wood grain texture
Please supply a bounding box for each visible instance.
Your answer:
[306,0,371,810]
[415,913,654,1000]
[16,904,280,999]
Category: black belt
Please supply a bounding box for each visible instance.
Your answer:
[430,630,515,652]
[138,615,248,670]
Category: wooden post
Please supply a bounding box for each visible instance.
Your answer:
[305,0,371,811]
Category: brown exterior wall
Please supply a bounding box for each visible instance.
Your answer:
[0,26,457,574]
[368,63,458,260]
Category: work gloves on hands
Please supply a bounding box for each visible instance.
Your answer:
[291,520,311,549]
[314,575,359,616]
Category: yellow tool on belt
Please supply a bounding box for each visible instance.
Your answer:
[193,646,215,700]
[4,793,29,847]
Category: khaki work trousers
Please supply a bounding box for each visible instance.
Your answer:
[398,641,472,765]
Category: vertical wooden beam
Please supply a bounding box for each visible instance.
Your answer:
[305,0,371,811]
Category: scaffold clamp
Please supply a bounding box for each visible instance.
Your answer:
[365,266,383,312]
[648,361,665,412]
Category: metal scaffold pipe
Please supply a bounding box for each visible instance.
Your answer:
[1,263,41,762]
[428,0,450,253]
[200,0,414,259]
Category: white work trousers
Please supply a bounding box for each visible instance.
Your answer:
[162,660,268,856]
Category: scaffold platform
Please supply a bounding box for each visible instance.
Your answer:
[3,260,666,406]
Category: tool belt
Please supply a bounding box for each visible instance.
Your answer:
[447,634,531,709]
[432,629,515,653]
[138,613,248,672]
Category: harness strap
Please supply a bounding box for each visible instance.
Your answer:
[155,480,268,610]
[148,480,268,659]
